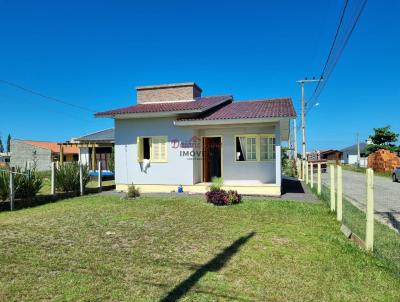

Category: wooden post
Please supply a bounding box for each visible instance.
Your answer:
[60,144,64,166]
[330,164,336,212]
[366,168,374,251]
[337,165,343,222]
[91,144,96,171]
[98,161,102,192]
[79,163,84,196]
[9,167,15,211]
[305,161,309,184]
[310,163,314,189]
[51,162,56,195]
[317,163,321,195]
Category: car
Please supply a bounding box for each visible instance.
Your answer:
[393,167,400,182]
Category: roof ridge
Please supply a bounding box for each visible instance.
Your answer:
[234,97,292,103]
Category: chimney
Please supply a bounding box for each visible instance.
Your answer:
[136,82,202,104]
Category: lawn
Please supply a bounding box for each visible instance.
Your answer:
[1,195,399,301]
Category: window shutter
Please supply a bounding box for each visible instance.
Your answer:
[150,136,168,162]
[137,137,144,162]
[160,137,167,162]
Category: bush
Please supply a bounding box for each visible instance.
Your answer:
[209,177,224,191]
[206,189,228,205]
[56,163,89,192]
[0,166,43,200]
[0,168,9,201]
[226,190,242,205]
[14,167,43,199]
[127,184,140,199]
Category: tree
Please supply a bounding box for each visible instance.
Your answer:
[0,137,3,153]
[6,134,11,153]
[366,126,399,154]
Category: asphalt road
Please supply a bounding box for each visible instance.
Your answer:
[321,169,400,232]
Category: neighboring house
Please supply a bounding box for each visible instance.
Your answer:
[320,150,342,162]
[10,140,79,171]
[96,82,296,196]
[341,142,368,166]
[74,128,115,171]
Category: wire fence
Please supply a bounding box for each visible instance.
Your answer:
[302,161,400,276]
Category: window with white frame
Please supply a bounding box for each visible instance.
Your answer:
[137,136,168,162]
[235,136,258,161]
[260,135,276,160]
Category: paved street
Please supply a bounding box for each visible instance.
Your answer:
[321,169,400,232]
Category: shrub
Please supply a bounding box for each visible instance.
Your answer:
[127,184,140,199]
[226,190,242,204]
[0,168,9,201]
[14,167,43,199]
[0,166,43,200]
[56,163,89,192]
[205,189,228,205]
[209,177,224,191]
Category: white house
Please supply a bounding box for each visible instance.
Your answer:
[96,82,296,196]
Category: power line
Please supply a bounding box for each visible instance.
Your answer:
[0,79,96,113]
[306,0,367,114]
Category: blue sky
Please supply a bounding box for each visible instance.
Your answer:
[0,0,399,151]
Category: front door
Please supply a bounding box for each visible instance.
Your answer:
[202,137,222,182]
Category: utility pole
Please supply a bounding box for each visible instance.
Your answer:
[356,132,360,166]
[293,118,297,161]
[296,78,323,160]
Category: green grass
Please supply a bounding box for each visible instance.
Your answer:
[311,183,400,278]
[1,196,400,301]
[342,164,392,178]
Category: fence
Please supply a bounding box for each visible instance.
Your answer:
[0,161,115,212]
[299,160,400,275]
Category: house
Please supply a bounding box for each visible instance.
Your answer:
[10,140,79,171]
[73,128,115,171]
[95,82,296,196]
[341,142,368,167]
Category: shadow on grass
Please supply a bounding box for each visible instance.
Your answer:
[160,231,255,302]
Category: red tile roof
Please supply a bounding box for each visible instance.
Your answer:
[178,98,296,121]
[95,95,232,117]
[16,140,79,154]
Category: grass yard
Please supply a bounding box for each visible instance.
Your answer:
[38,179,115,195]
[1,195,400,301]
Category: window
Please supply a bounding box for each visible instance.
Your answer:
[260,135,276,160]
[235,134,276,162]
[235,136,258,161]
[137,136,168,162]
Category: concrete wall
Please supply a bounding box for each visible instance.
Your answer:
[115,117,195,185]
[10,140,52,171]
[199,123,279,184]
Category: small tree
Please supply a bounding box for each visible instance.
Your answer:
[366,126,399,154]
[0,137,4,153]
[6,134,11,153]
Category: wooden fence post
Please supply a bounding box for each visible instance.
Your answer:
[79,163,84,196]
[337,165,343,222]
[317,163,321,195]
[366,168,374,251]
[51,162,56,196]
[98,161,102,192]
[330,164,336,212]
[310,163,314,189]
[9,167,15,211]
[305,161,309,184]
